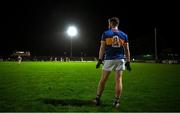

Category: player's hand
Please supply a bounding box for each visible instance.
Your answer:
[125,61,131,71]
[96,59,103,69]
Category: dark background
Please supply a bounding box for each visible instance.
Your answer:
[1,0,179,57]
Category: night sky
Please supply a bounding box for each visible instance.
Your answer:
[1,0,179,57]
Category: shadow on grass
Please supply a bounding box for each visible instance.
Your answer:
[38,98,96,106]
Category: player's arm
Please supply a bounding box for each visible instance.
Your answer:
[124,42,132,71]
[96,41,105,69]
[124,43,130,62]
[98,41,106,60]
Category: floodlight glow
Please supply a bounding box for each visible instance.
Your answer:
[67,26,78,37]
[16,51,24,54]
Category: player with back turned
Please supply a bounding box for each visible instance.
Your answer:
[93,17,131,108]
[18,55,22,64]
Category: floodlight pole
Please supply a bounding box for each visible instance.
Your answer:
[154,27,158,62]
[67,26,78,58]
[70,36,72,57]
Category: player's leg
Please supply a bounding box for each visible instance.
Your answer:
[93,70,111,105]
[93,60,114,105]
[97,70,111,96]
[115,70,123,98]
[113,59,125,108]
[113,70,123,107]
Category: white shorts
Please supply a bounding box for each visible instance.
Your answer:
[103,59,125,71]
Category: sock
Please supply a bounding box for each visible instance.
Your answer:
[96,95,101,98]
[114,96,120,103]
[96,95,101,100]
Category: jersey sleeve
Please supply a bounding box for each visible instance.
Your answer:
[120,31,128,43]
[101,32,106,41]
[124,33,128,43]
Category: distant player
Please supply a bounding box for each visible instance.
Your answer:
[18,56,22,64]
[50,57,53,61]
[55,57,57,61]
[60,57,63,62]
[92,17,131,108]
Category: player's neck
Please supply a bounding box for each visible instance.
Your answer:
[111,27,118,30]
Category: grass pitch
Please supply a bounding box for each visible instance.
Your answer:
[0,62,180,112]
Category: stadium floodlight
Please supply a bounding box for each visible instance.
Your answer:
[66,26,78,57]
[67,26,78,37]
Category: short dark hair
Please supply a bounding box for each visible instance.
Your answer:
[108,17,119,26]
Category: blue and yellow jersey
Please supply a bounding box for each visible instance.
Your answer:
[101,28,128,60]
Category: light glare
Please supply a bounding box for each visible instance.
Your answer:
[67,26,78,37]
